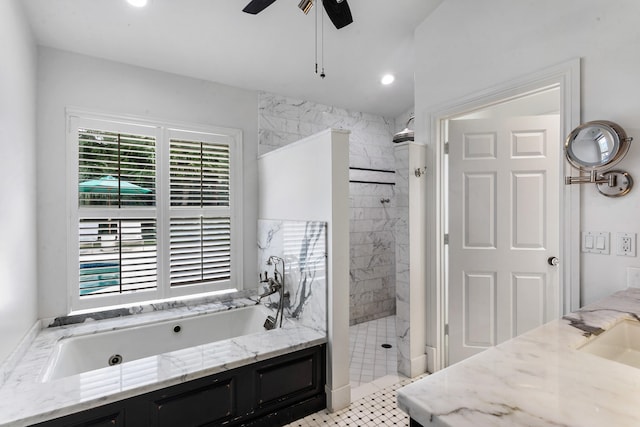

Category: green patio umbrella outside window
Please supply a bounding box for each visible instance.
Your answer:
[78,175,152,194]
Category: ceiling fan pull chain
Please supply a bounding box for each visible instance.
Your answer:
[314,0,318,75]
[320,0,326,78]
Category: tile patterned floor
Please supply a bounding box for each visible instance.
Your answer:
[283,375,419,426]
[349,315,398,388]
[284,315,422,426]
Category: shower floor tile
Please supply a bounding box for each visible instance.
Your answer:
[349,315,398,388]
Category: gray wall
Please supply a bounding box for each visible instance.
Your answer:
[258,93,397,325]
[0,0,38,363]
[36,47,260,319]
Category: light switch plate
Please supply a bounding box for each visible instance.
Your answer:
[627,267,640,288]
[582,231,610,254]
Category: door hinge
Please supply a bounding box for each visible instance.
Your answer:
[444,324,449,336]
[444,234,449,245]
[444,142,449,154]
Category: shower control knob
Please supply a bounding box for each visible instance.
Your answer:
[547,256,559,266]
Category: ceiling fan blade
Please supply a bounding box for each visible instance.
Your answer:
[242,0,278,14]
[322,0,353,29]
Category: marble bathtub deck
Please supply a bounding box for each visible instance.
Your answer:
[398,288,640,427]
[0,300,326,426]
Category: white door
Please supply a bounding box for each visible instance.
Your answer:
[447,115,560,365]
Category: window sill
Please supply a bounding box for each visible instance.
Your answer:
[47,288,252,328]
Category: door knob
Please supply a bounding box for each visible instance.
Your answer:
[547,256,559,266]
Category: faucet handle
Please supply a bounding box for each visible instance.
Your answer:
[259,271,269,282]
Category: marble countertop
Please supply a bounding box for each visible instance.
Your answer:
[0,299,326,426]
[397,288,640,427]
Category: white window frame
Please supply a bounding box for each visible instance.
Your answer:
[67,109,243,312]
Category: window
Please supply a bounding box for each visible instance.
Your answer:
[168,135,232,287]
[68,112,242,311]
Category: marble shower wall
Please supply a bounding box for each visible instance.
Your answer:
[394,144,411,376]
[258,92,397,325]
[257,220,327,333]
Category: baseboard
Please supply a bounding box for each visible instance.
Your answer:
[409,354,428,378]
[325,382,351,412]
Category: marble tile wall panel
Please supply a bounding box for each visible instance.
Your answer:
[259,93,395,160]
[259,92,397,326]
[349,181,396,325]
[257,220,327,333]
[394,144,411,376]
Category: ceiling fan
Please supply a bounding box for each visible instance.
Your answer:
[242,0,353,29]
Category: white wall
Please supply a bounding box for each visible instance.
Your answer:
[36,47,259,318]
[257,129,350,411]
[395,142,428,377]
[0,0,38,362]
[415,0,640,357]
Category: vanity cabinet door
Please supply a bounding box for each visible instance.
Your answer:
[255,352,318,406]
[252,345,325,415]
[148,377,238,427]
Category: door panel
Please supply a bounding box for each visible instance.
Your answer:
[463,271,496,347]
[464,173,496,248]
[448,115,560,365]
[512,273,545,336]
[512,172,545,248]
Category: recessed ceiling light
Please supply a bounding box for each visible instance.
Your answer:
[127,0,148,7]
[381,74,395,85]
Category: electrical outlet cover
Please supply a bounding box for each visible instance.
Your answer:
[617,232,637,257]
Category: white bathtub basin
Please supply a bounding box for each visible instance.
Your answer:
[578,319,640,369]
[42,304,273,381]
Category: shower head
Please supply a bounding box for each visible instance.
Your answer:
[393,115,415,143]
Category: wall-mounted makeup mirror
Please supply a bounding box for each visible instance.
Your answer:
[564,120,634,197]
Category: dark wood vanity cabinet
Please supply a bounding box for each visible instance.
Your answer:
[33,345,326,427]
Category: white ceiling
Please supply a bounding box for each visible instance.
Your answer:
[22,0,443,118]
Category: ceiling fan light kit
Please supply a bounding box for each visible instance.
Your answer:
[298,0,314,15]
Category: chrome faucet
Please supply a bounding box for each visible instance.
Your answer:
[257,273,281,300]
[258,256,288,330]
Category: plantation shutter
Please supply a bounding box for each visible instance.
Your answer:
[169,139,232,287]
[77,126,158,297]
[79,219,158,295]
[78,129,156,207]
[169,140,230,207]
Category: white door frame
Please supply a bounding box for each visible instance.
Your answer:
[426,59,582,372]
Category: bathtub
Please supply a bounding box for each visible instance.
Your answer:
[42,304,274,381]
